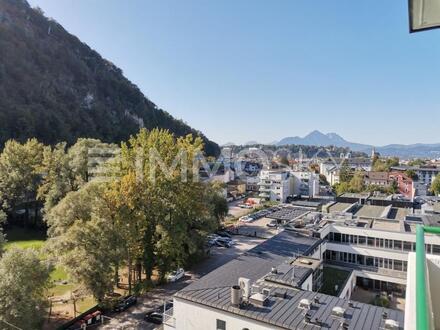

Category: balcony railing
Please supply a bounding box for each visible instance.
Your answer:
[416,225,440,330]
[163,308,175,328]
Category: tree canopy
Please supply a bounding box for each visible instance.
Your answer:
[0,248,51,330]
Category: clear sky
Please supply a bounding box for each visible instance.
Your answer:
[27,0,440,146]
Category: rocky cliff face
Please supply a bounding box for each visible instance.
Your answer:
[0,0,219,155]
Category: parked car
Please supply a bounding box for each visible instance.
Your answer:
[215,237,233,248]
[166,268,185,282]
[216,231,232,238]
[145,302,173,324]
[239,215,253,222]
[113,295,137,312]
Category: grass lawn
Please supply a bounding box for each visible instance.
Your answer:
[319,266,351,296]
[4,226,46,250]
[50,283,76,297]
[77,296,97,313]
[4,226,71,296]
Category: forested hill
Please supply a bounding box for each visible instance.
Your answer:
[0,0,220,156]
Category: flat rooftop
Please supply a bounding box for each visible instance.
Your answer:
[371,219,401,232]
[328,203,353,213]
[184,230,321,291]
[176,286,404,330]
[354,205,386,218]
[388,208,411,221]
[289,200,323,209]
[340,192,370,199]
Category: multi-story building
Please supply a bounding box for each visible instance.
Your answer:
[164,229,404,330]
[391,165,439,187]
[389,172,414,199]
[290,171,320,198]
[258,169,293,202]
[165,200,440,330]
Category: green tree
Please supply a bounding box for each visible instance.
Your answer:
[389,180,399,194]
[334,182,350,196]
[339,160,352,183]
[37,143,72,213]
[46,182,122,302]
[405,169,419,181]
[0,139,44,224]
[432,175,440,196]
[0,248,51,330]
[349,172,365,192]
[0,211,6,256]
[372,157,399,172]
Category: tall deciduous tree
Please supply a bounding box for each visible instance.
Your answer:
[0,139,44,224]
[0,248,51,330]
[46,182,122,302]
[432,175,440,196]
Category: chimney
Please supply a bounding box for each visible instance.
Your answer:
[231,285,241,307]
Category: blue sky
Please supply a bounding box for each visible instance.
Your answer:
[28,0,440,146]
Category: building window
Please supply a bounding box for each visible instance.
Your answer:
[433,245,440,255]
[216,319,226,330]
[394,240,402,251]
[403,241,412,251]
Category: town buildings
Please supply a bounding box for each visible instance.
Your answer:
[165,196,440,330]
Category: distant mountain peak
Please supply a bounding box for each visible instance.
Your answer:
[276,131,440,158]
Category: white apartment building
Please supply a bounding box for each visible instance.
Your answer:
[258,169,293,202]
[290,171,320,197]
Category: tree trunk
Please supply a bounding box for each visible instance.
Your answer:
[114,263,119,289]
[128,258,132,294]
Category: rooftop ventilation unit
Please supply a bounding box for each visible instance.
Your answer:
[299,299,311,310]
[231,285,241,307]
[238,277,251,301]
[384,319,400,329]
[304,313,312,324]
[331,306,346,318]
[249,292,269,307]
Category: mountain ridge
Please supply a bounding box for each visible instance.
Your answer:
[276,131,440,158]
[0,0,220,155]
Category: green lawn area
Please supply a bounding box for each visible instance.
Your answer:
[77,296,97,313]
[3,226,72,296]
[4,226,46,250]
[319,266,351,296]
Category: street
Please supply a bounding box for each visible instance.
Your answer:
[100,235,265,329]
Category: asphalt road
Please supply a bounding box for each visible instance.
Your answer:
[100,235,265,330]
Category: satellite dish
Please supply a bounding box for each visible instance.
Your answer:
[409,0,440,32]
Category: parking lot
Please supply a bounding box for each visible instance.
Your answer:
[100,235,265,330]
[226,199,254,219]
